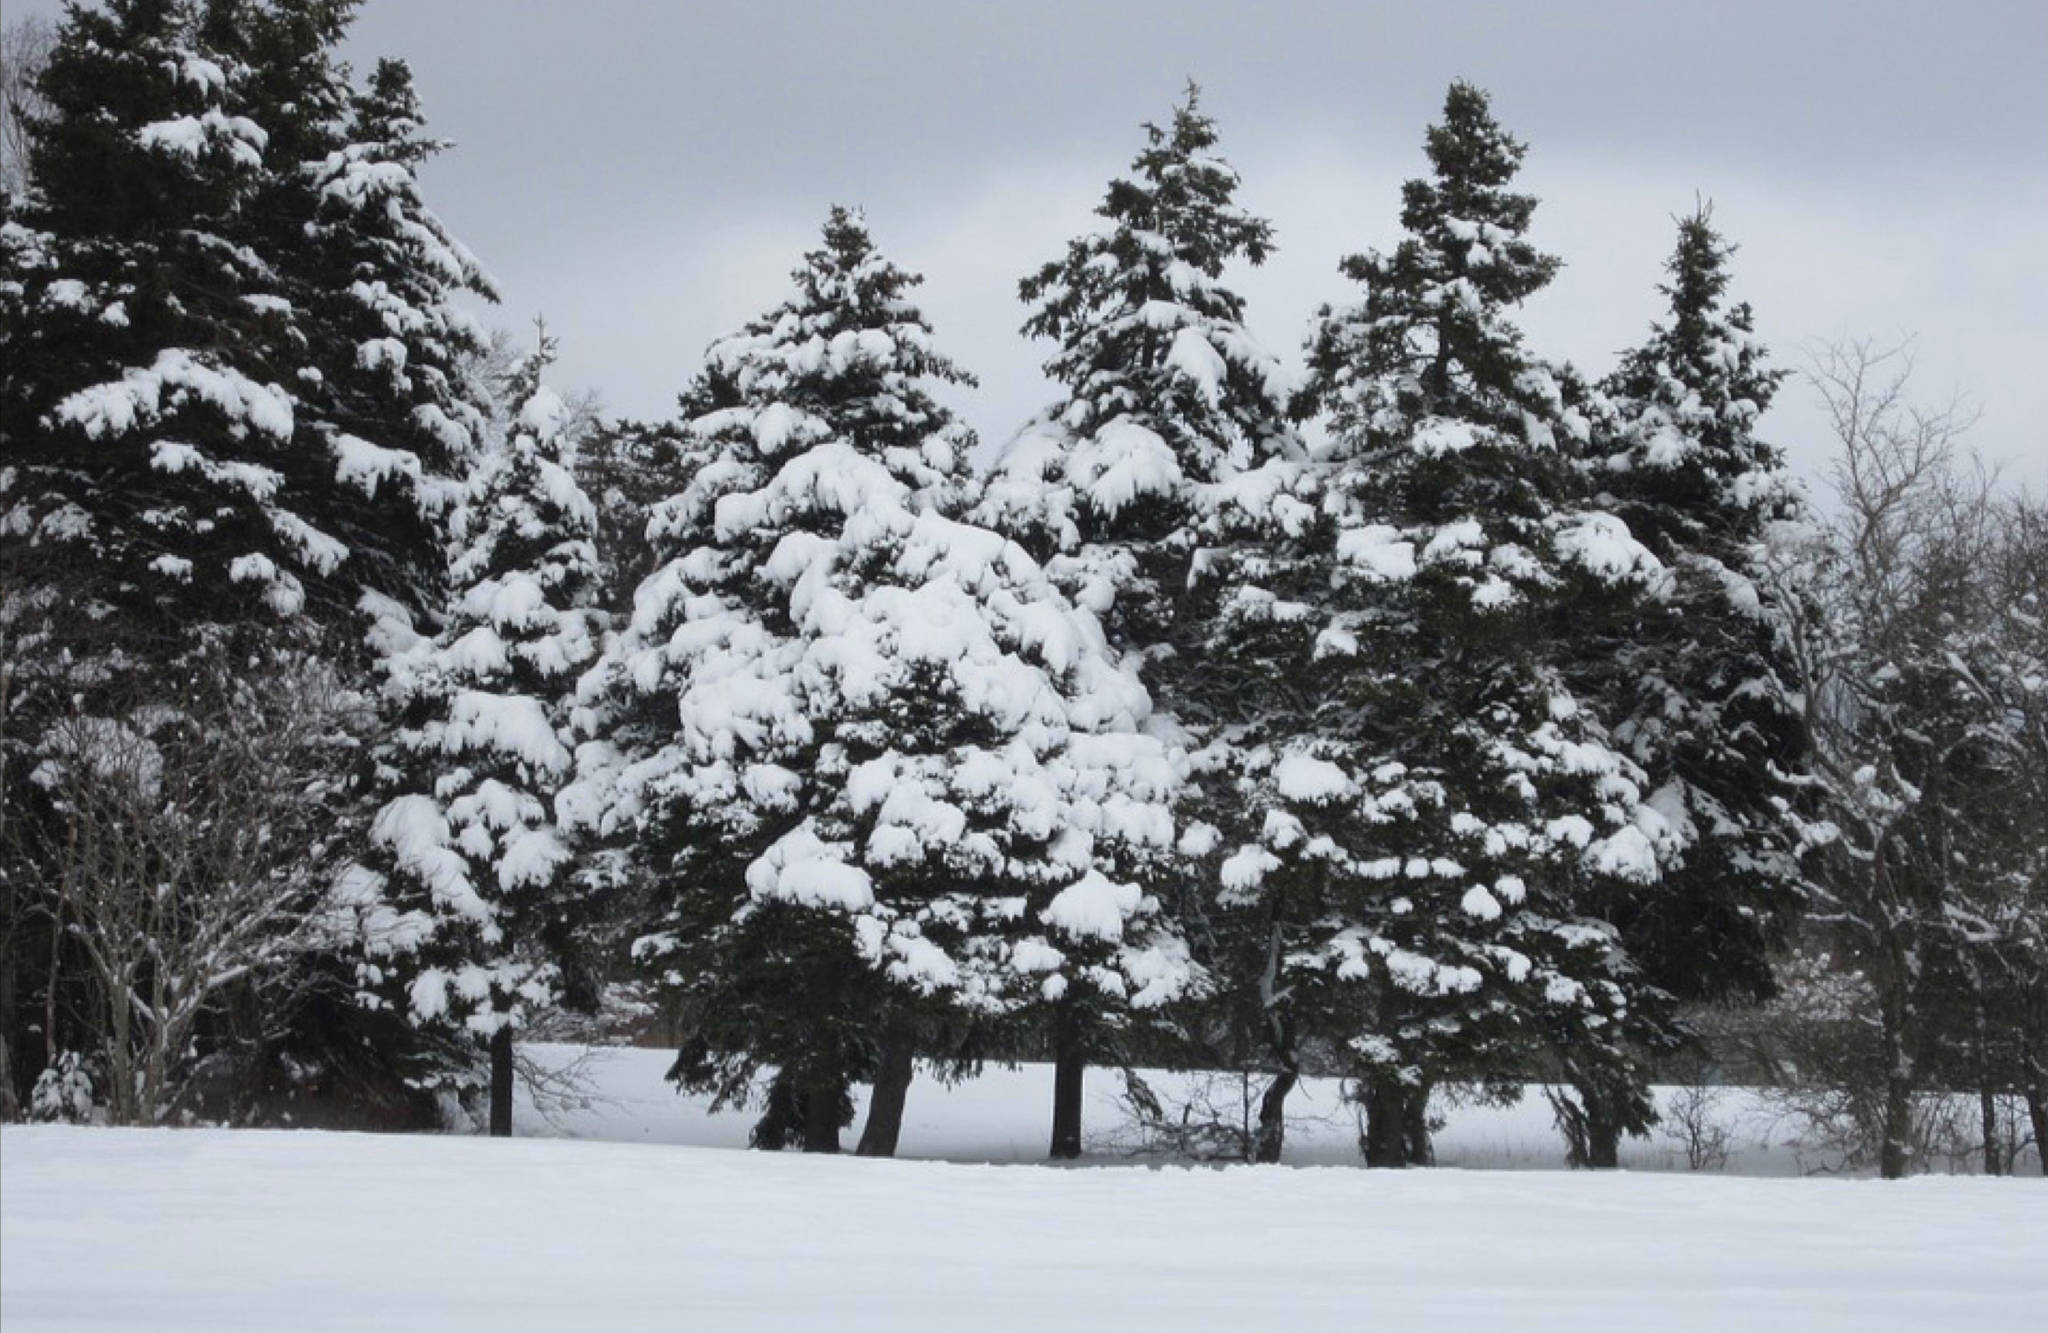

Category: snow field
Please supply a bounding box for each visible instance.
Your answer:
[5,1118,2043,1332]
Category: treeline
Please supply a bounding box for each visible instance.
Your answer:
[1,1,2041,1178]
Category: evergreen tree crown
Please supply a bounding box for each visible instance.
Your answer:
[1302,81,1569,467]
[570,210,1195,1102]
[1604,207,1790,526]
[658,205,977,550]
[1010,85,1290,496]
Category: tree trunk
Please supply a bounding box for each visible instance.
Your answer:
[0,958,19,1121]
[1361,1077,1408,1168]
[1879,990,1913,1180]
[105,966,134,1126]
[801,1075,842,1154]
[1403,1081,1435,1167]
[856,1029,916,1158]
[2023,1067,2048,1178]
[44,868,65,1069]
[1050,1044,1085,1160]
[1049,1003,1085,1160]
[1970,965,2001,1175]
[1254,1069,1297,1164]
[1253,999,1298,1165]
[1585,1117,1620,1169]
[1880,1067,1913,1179]
[488,1025,514,1138]
[0,1032,15,1122]
[750,1070,800,1151]
[1576,1082,1621,1170]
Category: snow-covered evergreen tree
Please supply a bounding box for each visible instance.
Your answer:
[976,85,1296,1155]
[1559,208,1807,1162]
[1210,81,1678,1164]
[570,208,1191,1153]
[1,0,349,1106]
[1,0,326,657]
[295,53,498,620]
[0,1,515,1121]
[1596,209,1804,958]
[1,4,492,666]
[342,336,600,1134]
[980,83,1296,659]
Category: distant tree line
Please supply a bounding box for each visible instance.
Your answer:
[2,1,2040,1179]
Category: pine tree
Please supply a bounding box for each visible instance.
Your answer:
[1218,81,1678,1165]
[982,83,1294,645]
[1564,208,1807,1163]
[977,84,1296,1156]
[295,54,498,619]
[343,335,601,1134]
[1,0,325,661]
[0,4,492,665]
[1,0,337,1108]
[1597,209,1804,966]
[0,1,517,1121]
[571,208,1192,1154]
[233,0,353,261]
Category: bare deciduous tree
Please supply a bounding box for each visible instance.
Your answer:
[0,13,54,197]
[1772,337,2045,1177]
[10,653,361,1124]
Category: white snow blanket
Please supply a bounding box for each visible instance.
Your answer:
[4,1119,2041,1331]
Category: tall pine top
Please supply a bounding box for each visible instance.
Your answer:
[1602,207,1791,550]
[1302,81,1567,467]
[982,87,1295,638]
[657,205,977,550]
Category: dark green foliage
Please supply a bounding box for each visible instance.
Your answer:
[1591,207,1806,1008]
[293,55,498,620]
[344,338,601,1072]
[1199,83,1677,1162]
[0,0,496,1124]
[983,85,1295,657]
[578,210,1191,1151]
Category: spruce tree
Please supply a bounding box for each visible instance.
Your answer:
[1595,207,1803,996]
[344,336,601,1134]
[984,83,1294,642]
[1225,81,1678,1164]
[0,0,504,1122]
[1,0,324,661]
[978,84,1296,1156]
[1,0,337,1105]
[295,54,498,619]
[1,4,491,663]
[571,208,1192,1154]
[1562,208,1806,1163]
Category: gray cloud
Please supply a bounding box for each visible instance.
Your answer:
[15,0,2046,488]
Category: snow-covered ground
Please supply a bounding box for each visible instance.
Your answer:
[6,1119,2043,1332]
[6,1046,2044,1331]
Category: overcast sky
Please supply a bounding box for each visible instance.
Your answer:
[22,0,2048,491]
